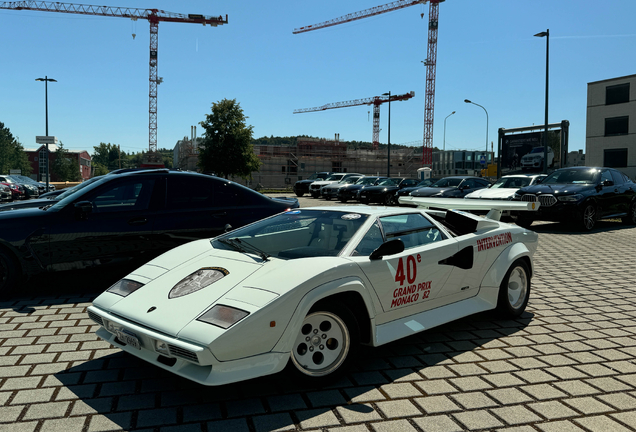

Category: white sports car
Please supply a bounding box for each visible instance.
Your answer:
[88,199,539,386]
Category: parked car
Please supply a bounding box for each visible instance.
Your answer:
[0,184,11,202]
[12,175,52,195]
[38,188,67,199]
[321,176,362,200]
[393,178,439,205]
[88,202,537,386]
[293,172,333,197]
[358,177,420,205]
[520,146,554,171]
[410,176,491,199]
[0,170,299,297]
[0,182,24,201]
[0,177,103,212]
[337,176,388,203]
[309,173,363,198]
[465,174,546,200]
[512,166,636,231]
[0,176,37,199]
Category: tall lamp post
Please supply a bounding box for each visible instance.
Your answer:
[443,111,455,151]
[35,76,57,190]
[534,29,549,174]
[464,99,489,161]
[382,91,392,177]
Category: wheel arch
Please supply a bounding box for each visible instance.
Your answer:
[480,242,534,292]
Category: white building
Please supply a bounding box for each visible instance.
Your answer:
[586,74,636,178]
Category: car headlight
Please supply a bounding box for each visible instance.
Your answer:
[196,305,249,329]
[558,194,584,202]
[169,267,229,299]
[107,279,144,297]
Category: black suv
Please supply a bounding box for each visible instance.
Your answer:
[0,170,298,296]
[293,171,333,197]
[512,166,636,231]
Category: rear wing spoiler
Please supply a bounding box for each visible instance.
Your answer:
[398,197,540,221]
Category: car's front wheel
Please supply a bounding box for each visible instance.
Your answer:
[496,259,531,318]
[295,191,304,197]
[384,194,395,206]
[622,200,636,225]
[515,214,534,228]
[289,305,358,381]
[578,203,596,231]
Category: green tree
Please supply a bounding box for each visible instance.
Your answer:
[52,142,82,181]
[198,99,261,179]
[92,142,128,171]
[0,122,32,176]
[92,161,109,176]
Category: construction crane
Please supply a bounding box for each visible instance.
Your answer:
[294,0,444,167]
[295,91,415,150]
[1,1,228,163]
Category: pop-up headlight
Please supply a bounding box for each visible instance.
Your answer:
[169,267,229,299]
[107,279,144,297]
[196,305,249,329]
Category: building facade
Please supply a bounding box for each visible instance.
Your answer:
[24,145,91,181]
[586,74,636,178]
[431,150,493,178]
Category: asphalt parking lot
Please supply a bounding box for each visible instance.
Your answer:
[2,195,636,431]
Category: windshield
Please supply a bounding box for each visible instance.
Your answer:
[542,169,599,185]
[212,209,369,259]
[308,173,326,180]
[431,178,463,187]
[340,177,359,185]
[492,177,532,189]
[356,177,379,185]
[55,177,103,200]
[325,174,345,181]
[377,179,399,186]
[530,147,544,154]
[49,176,112,211]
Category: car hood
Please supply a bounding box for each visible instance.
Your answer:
[518,183,595,195]
[361,185,396,193]
[465,188,516,199]
[93,239,346,337]
[268,196,299,208]
[411,186,454,197]
[0,198,55,212]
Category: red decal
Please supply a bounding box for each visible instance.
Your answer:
[406,255,417,284]
[477,232,513,252]
[395,258,406,286]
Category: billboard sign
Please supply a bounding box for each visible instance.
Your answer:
[501,130,561,174]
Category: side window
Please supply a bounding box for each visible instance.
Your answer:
[600,170,613,185]
[353,221,384,256]
[167,176,214,209]
[215,182,244,207]
[92,179,155,213]
[610,170,624,185]
[462,179,475,188]
[379,213,445,250]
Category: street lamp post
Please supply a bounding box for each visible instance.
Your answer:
[464,99,489,162]
[35,76,57,190]
[534,29,549,174]
[443,111,455,151]
[382,91,392,177]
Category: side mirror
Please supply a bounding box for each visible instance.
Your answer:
[224,224,233,232]
[74,201,93,220]
[370,239,404,260]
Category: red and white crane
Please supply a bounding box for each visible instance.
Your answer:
[295,91,415,150]
[0,1,228,160]
[294,0,445,166]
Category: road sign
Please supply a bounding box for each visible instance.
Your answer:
[480,155,487,165]
[36,136,58,144]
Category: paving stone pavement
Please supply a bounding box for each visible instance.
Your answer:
[2,215,636,431]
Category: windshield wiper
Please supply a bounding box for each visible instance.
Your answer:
[217,238,270,261]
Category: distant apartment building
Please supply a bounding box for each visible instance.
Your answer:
[24,144,91,181]
[586,74,636,178]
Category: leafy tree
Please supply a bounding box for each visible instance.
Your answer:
[198,99,261,179]
[92,142,128,171]
[92,161,109,176]
[0,122,32,176]
[52,142,81,181]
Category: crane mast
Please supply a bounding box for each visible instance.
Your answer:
[295,91,415,150]
[1,1,228,158]
[295,0,444,167]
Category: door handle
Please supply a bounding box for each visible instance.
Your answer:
[128,217,148,226]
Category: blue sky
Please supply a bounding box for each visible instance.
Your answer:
[1,0,634,158]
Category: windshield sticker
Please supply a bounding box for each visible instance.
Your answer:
[286,210,301,215]
[477,232,512,252]
[342,213,361,220]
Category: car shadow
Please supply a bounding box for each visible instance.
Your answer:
[525,219,633,235]
[55,309,532,430]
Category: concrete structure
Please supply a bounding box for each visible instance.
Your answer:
[173,137,203,172]
[566,150,586,167]
[24,144,91,181]
[586,73,636,178]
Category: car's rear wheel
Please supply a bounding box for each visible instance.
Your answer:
[496,259,530,318]
[0,250,19,299]
[622,201,636,225]
[578,203,596,231]
[289,305,358,381]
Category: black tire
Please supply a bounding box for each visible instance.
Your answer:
[339,198,347,203]
[288,303,359,383]
[359,198,369,205]
[310,192,320,199]
[578,203,596,231]
[515,214,534,229]
[0,249,19,299]
[622,201,636,225]
[384,194,395,206]
[496,259,531,318]
[295,191,304,197]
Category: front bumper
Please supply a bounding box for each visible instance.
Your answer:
[88,306,289,386]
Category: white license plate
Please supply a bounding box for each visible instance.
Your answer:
[116,329,142,350]
[360,195,366,199]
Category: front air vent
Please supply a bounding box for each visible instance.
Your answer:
[87,310,104,326]
[168,344,199,363]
